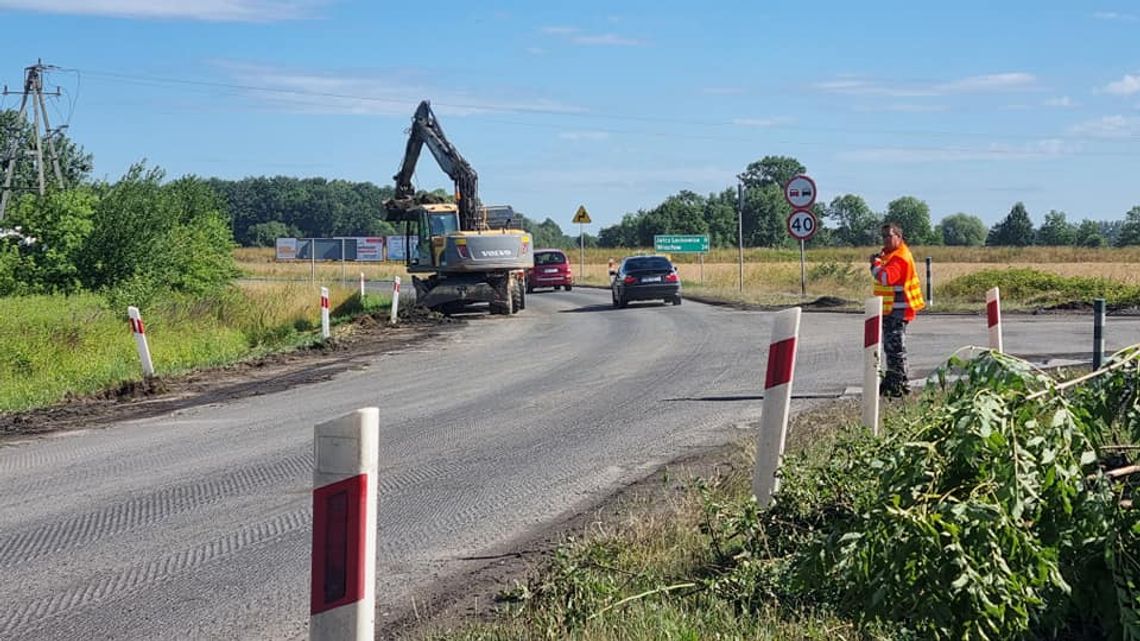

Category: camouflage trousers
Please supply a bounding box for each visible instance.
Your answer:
[882,315,910,396]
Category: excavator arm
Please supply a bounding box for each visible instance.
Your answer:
[389,100,482,230]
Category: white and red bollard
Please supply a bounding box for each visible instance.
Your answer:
[389,277,401,325]
[359,272,365,298]
[863,297,881,434]
[321,287,331,340]
[127,306,155,377]
[310,408,379,641]
[753,306,801,508]
[986,287,1003,353]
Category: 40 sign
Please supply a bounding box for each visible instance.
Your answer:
[786,209,818,241]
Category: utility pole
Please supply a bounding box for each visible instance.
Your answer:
[737,182,744,292]
[1,59,67,221]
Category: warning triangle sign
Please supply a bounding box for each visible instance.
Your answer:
[572,205,591,224]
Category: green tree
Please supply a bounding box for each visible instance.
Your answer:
[1116,206,1140,246]
[78,164,237,300]
[939,213,987,246]
[737,156,806,248]
[827,194,879,246]
[247,221,302,247]
[738,156,805,190]
[1035,210,1076,246]
[885,196,934,244]
[1,189,96,294]
[987,202,1035,246]
[1074,219,1106,247]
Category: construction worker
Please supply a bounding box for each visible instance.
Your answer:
[870,221,925,397]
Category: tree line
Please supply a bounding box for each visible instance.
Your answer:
[594,155,1140,248]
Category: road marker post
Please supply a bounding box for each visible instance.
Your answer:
[359,272,365,298]
[390,277,401,325]
[321,287,331,340]
[863,297,882,434]
[1093,298,1106,369]
[986,287,1002,353]
[753,306,801,508]
[127,306,155,377]
[310,408,379,641]
[925,257,933,308]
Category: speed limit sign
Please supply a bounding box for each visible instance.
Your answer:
[786,209,818,241]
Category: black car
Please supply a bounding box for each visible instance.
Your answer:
[610,255,682,308]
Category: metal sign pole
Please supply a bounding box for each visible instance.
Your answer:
[699,253,704,285]
[579,222,584,281]
[737,183,744,292]
[799,239,806,297]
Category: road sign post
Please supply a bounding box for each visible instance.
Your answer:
[784,175,818,298]
[572,205,591,282]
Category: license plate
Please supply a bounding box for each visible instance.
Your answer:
[544,268,559,273]
[642,276,661,283]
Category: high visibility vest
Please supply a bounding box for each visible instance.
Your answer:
[872,242,925,321]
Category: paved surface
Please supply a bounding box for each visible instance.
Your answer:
[1,289,1137,639]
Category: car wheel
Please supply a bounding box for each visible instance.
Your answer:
[672,294,682,306]
[526,283,534,294]
[564,284,572,292]
[611,289,621,309]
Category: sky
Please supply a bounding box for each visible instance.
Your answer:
[0,0,1138,234]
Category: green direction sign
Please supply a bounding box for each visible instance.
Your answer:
[654,234,709,253]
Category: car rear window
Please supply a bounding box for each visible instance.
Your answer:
[535,252,567,265]
[625,257,673,271]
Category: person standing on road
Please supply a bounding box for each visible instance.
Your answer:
[870,222,925,397]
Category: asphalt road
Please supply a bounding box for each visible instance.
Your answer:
[1,289,1138,640]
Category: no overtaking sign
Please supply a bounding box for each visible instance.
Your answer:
[784,175,817,209]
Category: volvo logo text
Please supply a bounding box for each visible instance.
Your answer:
[479,250,513,257]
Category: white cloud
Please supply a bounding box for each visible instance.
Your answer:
[1043,96,1077,108]
[701,86,746,95]
[853,103,949,113]
[539,25,645,46]
[215,61,586,117]
[1093,10,1138,21]
[558,131,610,141]
[731,117,791,127]
[838,139,1072,163]
[1069,115,1140,138]
[1105,74,1140,95]
[814,72,1038,97]
[519,166,733,188]
[0,0,322,21]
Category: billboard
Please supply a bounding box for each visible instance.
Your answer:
[275,237,298,261]
[357,237,384,261]
[386,235,417,261]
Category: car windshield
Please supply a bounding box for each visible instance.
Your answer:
[625,257,672,272]
[535,252,566,265]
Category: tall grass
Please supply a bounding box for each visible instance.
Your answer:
[0,283,384,413]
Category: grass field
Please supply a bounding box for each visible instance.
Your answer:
[0,283,386,413]
[236,245,1140,310]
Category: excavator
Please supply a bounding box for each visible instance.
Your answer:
[383,100,532,315]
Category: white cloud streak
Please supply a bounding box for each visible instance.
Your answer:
[539,25,645,46]
[215,61,586,116]
[0,0,323,21]
[838,139,1073,163]
[814,72,1038,97]
[1105,74,1140,95]
[1093,10,1137,21]
[1043,96,1077,108]
[1069,115,1140,139]
[731,117,792,127]
[558,131,610,141]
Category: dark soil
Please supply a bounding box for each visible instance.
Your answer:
[0,308,463,441]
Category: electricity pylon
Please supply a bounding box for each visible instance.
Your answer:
[1,59,67,221]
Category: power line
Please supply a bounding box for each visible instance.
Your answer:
[61,66,1140,145]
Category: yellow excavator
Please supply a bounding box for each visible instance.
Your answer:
[383,100,532,315]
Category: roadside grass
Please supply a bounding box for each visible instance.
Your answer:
[417,400,901,641]
[421,349,1140,640]
[0,283,389,413]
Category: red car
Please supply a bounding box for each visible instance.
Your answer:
[527,249,573,292]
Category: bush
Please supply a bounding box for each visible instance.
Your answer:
[940,268,1140,305]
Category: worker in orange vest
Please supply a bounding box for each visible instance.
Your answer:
[870,221,925,397]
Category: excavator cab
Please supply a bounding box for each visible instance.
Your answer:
[408,205,461,269]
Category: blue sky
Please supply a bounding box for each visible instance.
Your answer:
[0,0,1137,233]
